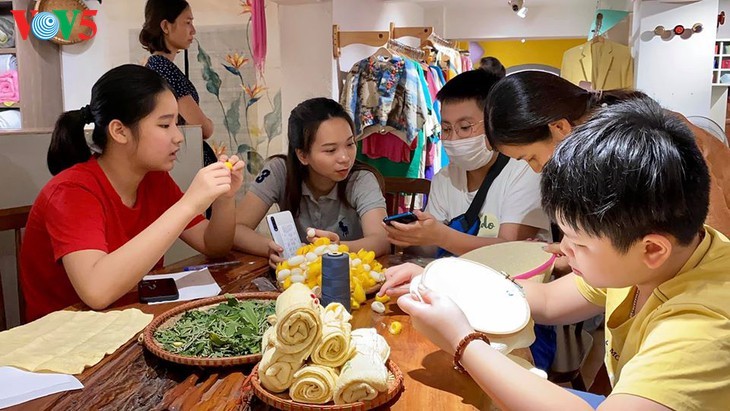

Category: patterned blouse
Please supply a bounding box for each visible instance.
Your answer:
[146,54,199,104]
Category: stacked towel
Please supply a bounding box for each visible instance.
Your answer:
[275,283,322,357]
[333,328,390,405]
[259,344,311,393]
[0,70,19,104]
[0,16,15,48]
[289,364,339,404]
[351,328,390,362]
[0,55,17,75]
[333,351,389,404]
[0,109,20,129]
[311,303,356,368]
[259,284,323,393]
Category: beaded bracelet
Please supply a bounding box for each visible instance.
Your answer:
[453,332,491,374]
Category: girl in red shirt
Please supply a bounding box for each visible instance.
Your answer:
[20,64,244,321]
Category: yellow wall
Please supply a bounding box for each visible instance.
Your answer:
[464,38,587,70]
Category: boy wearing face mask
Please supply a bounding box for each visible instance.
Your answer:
[384,69,551,256]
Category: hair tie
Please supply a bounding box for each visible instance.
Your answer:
[80,105,94,125]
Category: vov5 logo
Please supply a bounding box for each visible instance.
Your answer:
[11,9,97,41]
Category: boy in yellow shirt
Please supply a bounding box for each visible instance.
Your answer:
[386,96,730,410]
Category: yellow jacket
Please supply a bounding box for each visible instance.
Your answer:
[561,40,634,90]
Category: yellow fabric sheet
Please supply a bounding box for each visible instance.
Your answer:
[0,309,152,374]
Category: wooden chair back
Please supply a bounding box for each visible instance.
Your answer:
[383,177,431,215]
[0,205,31,330]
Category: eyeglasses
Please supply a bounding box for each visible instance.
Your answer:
[441,119,485,139]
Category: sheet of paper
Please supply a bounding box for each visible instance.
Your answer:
[0,367,83,409]
[143,268,221,305]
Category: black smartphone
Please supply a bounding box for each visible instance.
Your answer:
[383,211,418,226]
[138,278,179,303]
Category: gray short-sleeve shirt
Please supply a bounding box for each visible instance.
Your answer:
[249,157,385,242]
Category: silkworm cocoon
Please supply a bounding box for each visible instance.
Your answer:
[371,301,386,314]
[288,255,305,266]
[276,269,291,282]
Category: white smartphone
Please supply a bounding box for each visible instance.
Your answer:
[266,210,302,259]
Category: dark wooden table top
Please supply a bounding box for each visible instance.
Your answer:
[8,252,531,411]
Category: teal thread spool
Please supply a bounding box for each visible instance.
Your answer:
[321,252,351,311]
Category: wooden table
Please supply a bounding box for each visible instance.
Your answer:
[8,253,531,411]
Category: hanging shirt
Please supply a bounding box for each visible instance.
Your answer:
[362,131,413,163]
[574,226,730,410]
[249,157,386,242]
[433,43,462,80]
[461,54,473,71]
[340,56,426,145]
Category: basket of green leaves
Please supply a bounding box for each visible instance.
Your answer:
[142,292,279,366]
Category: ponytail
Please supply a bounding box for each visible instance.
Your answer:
[47,108,94,176]
[47,64,173,175]
[487,70,649,147]
[587,89,648,111]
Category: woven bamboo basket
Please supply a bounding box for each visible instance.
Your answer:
[142,292,280,367]
[250,359,404,411]
[34,0,93,45]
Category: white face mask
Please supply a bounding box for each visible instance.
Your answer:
[442,134,494,171]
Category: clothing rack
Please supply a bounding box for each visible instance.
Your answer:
[332,25,389,58]
[425,32,458,49]
[386,39,426,61]
[332,23,451,58]
[389,22,433,41]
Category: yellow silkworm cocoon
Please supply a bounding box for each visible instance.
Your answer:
[388,321,403,335]
[375,294,390,303]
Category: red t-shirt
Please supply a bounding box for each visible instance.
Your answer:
[20,158,205,321]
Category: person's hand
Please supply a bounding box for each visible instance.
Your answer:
[542,242,571,276]
[383,210,444,247]
[268,240,284,269]
[397,289,474,356]
[306,227,340,244]
[181,162,232,215]
[377,262,424,298]
[218,154,245,198]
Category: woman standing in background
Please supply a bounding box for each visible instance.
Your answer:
[140,0,217,167]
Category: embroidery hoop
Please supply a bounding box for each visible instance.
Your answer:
[409,257,530,335]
